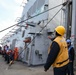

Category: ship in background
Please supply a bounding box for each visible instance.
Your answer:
[0,0,76,66]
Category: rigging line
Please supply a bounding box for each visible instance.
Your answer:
[39,8,64,33]
[0,1,67,33]
[19,1,69,59]
[18,6,64,57]
[19,1,69,55]
[0,24,16,33]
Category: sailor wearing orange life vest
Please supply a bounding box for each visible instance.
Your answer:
[44,26,69,75]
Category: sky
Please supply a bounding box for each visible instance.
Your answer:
[0,0,27,41]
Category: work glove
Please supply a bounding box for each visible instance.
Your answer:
[44,68,47,72]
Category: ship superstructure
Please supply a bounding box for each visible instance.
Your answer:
[1,0,76,66]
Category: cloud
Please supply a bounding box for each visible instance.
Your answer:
[0,0,25,40]
[14,0,23,4]
[0,20,15,39]
[14,7,23,18]
[0,19,16,33]
[0,13,19,40]
[14,0,27,4]
[0,0,18,11]
[0,0,9,9]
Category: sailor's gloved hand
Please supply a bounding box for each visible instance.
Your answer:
[44,67,48,72]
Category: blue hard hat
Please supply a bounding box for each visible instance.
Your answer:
[66,39,71,43]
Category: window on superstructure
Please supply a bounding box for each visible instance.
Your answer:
[27,0,45,18]
[34,5,44,15]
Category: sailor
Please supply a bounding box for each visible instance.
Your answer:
[66,39,75,75]
[44,25,69,75]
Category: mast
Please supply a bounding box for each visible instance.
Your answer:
[71,0,76,47]
[65,0,72,39]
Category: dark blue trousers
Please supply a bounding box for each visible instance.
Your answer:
[67,62,74,75]
[53,64,68,75]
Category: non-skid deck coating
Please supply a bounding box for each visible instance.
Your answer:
[0,55,76,75]
[0,55,53,75]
